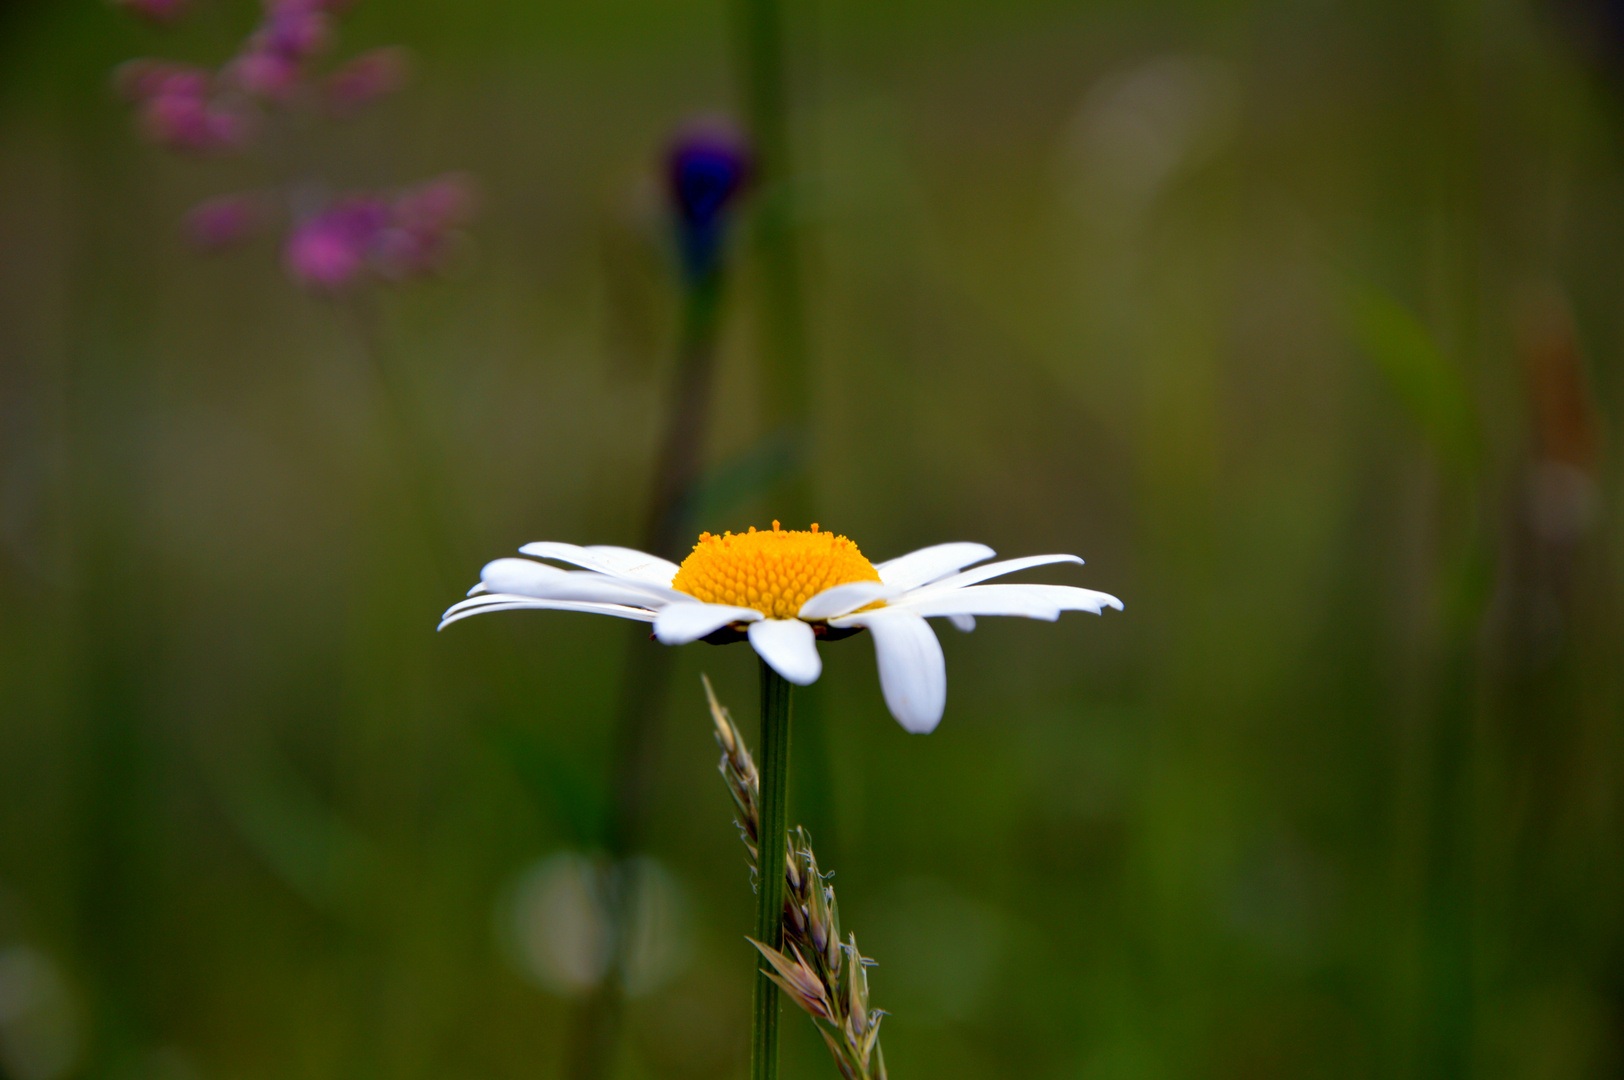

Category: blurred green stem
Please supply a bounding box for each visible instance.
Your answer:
[343,295,459,593]
[753,661,793,1080]
[732,0,811,476]
[604,267,723,856]
[563,267,725,1080]
[641,268,725,559]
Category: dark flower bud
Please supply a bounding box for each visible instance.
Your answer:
[665,117,752,279]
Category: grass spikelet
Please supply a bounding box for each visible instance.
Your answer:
[703,675,890,1080]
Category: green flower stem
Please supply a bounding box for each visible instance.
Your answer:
[752,660,794,1080]
[641,266,725,562]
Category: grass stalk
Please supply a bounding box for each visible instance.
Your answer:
[708,677,887,1080]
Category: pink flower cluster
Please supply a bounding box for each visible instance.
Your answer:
[114,0,469,293]
[284,175,477,291]
[117,0,410,147]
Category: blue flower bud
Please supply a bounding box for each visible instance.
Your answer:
[666,118,752,279]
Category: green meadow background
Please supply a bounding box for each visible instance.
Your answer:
[2,0,1622,1077]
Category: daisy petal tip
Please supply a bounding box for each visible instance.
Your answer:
[884,679,945,733]
[748,619,822,686]
[875,542,998,590]
[895,705,944,734]
[849,610,947,734]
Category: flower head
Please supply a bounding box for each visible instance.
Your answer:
[672,525,880,619]
[440,523,1122,733]
[668,120,752,228]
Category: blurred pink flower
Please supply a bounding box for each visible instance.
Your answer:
[113,0,474,287]
[185,193,266,252]
[283,197,390,291]
[396,173,476,230]
[131,68,250,152]
[257,0,332,62]
[225,0,332,101]
[326,47,410,115]
[228,48,302,100]
[374,174,477,278]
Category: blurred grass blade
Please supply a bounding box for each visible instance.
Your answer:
[1343,280,1479,470]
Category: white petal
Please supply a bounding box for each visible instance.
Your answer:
[517,542,681,587]
[873,543,996,590]
[894,583,1124,621]
[480,558,672,608]
[747,619,822,685]
[797,581,904,621]
[653,601,763,645]
[438,594,658,631]
[949,614,976,633]
[905,553,1083,596]
[836,609,946,734]
[439,592,659,621]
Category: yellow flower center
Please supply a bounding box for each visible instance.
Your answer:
[671,522,881,620]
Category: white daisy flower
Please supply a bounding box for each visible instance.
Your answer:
[439,522,1122,734]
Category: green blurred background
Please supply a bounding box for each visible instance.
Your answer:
[2,0,1622,1077]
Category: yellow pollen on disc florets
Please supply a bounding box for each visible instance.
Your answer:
[671,522,881,620]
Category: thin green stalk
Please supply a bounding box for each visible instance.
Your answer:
[342,295,461,594]
[641,268,725,561]
[564,268,726,1080]
[607,264,726,855]
[732,0,812,477]
[753,660,794,1080]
